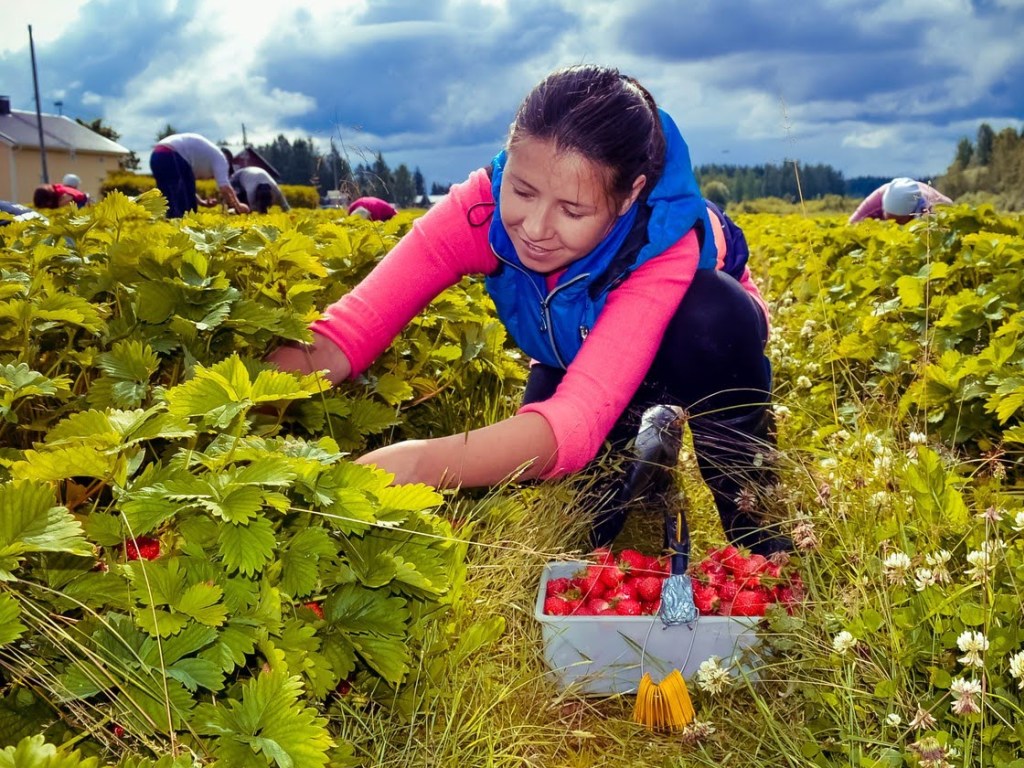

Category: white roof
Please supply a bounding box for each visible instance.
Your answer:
[0,109,129,155]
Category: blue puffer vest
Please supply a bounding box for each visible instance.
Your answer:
[485,109,719,369]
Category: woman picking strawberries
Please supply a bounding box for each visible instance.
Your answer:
[269,64,789,556]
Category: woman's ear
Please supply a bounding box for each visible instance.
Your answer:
[618,174,647,215]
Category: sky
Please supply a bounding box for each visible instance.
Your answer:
[1,0,1022,190]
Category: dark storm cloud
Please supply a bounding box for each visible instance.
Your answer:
[0,0,206,122]
[255,2,578,142]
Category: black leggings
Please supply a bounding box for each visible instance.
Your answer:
[522,268,771,451]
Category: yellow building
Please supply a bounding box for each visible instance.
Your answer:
[0,95,130,205]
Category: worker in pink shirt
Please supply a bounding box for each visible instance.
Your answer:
[849,177,952,224]
[270,65,788,556]
[348,196,398,221]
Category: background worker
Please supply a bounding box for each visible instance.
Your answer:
[230,166,291,213]
[849,176,952,224]
[149,133,249,218]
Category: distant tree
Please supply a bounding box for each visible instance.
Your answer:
[256,134,320,186]
[368,152,394,199]
[430,181,451,195]
[76,117,139,170]
[413,167,426,198]
[703,180,730,209]
[155,124,177,142]
[955,137,974,168]
[976,123,995,166]
[392,164,416,207]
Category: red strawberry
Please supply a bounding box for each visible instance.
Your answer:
[304,601,325,620]
[615,599,643,616]
[712,545,740,564]
[112,724,126,738]
[731,557,763,588]
[563,598,584,614]
[617,548,650,574]
[730,588,769,616]
[606,582,639,603]
[698,558,727,578]
[642,599,661,614]
[545,577,573,597]
[692,583,721,614]
[336,678,352,695]
[544,596,571,615]
[125,537,161,561]
[598,562,626,589]
[634,576,663,603]
[574,567,604,597]
[716,579,740,602]
[586,598,612,614]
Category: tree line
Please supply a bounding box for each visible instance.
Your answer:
[83,116,1022,211]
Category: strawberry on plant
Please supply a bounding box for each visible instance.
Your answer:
[124,536,161,561]
[304,601,325,620]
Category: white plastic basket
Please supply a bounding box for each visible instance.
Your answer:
[534,560,762,695]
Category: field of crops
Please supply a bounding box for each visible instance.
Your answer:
[1,193,1023,767]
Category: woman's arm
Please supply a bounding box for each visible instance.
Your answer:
[355,412,558,488]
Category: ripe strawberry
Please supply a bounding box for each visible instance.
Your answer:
[304,601,325,620]
[598,562,626,589]
[731,557,763,588]
[125,536,161,561]
[711,545,740,564]
[634,576,663,603]
[692,583,721,614]
[698,558,727,578]
[590,547,615,566]
[563,598,584,614]
[716,579,740,602]
[336,678,352,695]
[617,548,650,574]
[545,577,573,597]
[730,588,769,616]
[585,598,612,614]
[606,582,639,603]
[615,599,643,616]
[574,567,604,598]
[643,599,661,614]
[544,596,571,615]
[112,724,126,738]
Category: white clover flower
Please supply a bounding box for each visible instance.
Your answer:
[909,706,937,731]
[885,712,901,727]
[696,656,732,695]
[1009,650,1024,690]
[872,452,893,473]
[834,429,851,442]
[956,631,989,668]
[1012,511,1024,533]
[819,457,838,470]
[965,543,996,583]
[870,491,890,508]
[949,677,983,716]
[908,431,928,445]
[796,375,813,390]
[882,551,912,585]
[800,319,816,339]
[914,568,937,592]
[772,404,791,420]
[833,631,857,656]
[925,550,952,584]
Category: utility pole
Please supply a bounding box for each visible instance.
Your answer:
[241,123,248,147]
[29,25,49,183]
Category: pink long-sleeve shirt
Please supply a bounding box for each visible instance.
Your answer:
[312,168,768,478]
[848,180,953,223]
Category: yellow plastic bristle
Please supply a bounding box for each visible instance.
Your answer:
[632,670,695,731]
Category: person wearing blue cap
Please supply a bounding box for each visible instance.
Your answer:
[849,177,952,224]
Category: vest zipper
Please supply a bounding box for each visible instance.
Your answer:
[491,246,590,369]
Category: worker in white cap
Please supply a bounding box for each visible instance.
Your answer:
[61,173,82,188]
[849,177,952,224]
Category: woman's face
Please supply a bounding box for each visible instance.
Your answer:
[499,137,644,274]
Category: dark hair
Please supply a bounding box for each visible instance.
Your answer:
[508,65,665,205]
[253,182,273,214]
[33,184,61,209]
[221,147,235,176]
